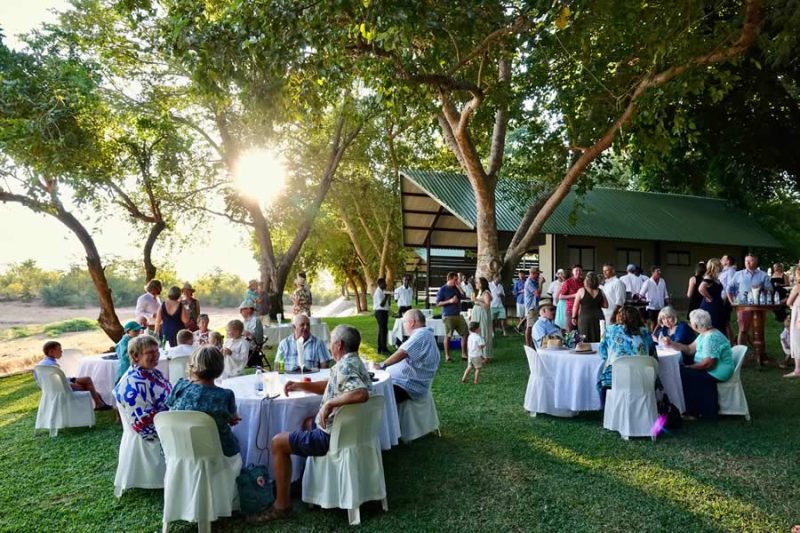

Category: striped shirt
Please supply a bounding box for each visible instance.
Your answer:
[387,326,440,399]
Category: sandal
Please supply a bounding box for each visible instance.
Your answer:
[246,505,293,523]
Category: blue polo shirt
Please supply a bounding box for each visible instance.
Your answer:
[512,278,527,304]
[436,284,463,317]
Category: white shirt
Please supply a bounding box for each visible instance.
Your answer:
[620,273,643,295]
[467,332,485,359]
[549,279,563,299]
[135,292,161,324]
[489,281,505,308]
[601,277,626,323]
[461,282,474,299]
[167,344,194,358]
[373,288,389,311]
[394,285,413,307]
[639,277,668,310]
[221,336,249,379]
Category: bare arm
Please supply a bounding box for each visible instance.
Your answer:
[317,388,369,429]
[698,281,712,303]
[787,285,800,307]
[572,289,584,321]
[284,378,328,396]
[154,307,163,335]
[382,348,409,367]
[686,277,697,298]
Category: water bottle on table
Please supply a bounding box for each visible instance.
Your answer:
[255,366,263,394]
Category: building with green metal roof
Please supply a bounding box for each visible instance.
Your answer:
[401,169,782,308]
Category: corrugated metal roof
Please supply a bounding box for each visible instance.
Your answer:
[401,169,782,248]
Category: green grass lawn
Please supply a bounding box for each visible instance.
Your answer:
[1,313,798,532]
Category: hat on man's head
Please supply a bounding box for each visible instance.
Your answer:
[239,300,256,310]
[182,282,194,293]
[538,302,556,312]
[123,320,145,332]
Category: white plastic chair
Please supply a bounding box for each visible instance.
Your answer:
[718,345,750,420]
[168,356,190,384]
[114,404,166,497]
[154,411,242,533]
[33,365,95,437]
[302,395,387,526]
[603,356,658,440]
[59,348,84,377]
[523,346,575,418]
[398,388,441,443]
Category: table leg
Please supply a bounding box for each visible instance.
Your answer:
[751,310,767,366]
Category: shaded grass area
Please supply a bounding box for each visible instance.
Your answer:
[0,318,98,341]
[1,314,798,532]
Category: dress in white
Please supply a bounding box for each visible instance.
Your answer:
[791,298,800,360]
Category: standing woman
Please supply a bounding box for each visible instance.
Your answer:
[180,282,201,332]
[471,277,494,362]
[771,263,789,322]
[550,269,568,329]
[686,262,706,319]
[699,258,726,332]
[572,272,607,342]
[373,278,391,355]
[784,271,800,378]
[155,286,188,347]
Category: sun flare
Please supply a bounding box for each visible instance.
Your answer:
[233,148,287,205]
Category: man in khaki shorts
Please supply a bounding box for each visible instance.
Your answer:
[436,272,469,362]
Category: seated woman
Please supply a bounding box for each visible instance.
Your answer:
[114,335,172,440]
[598,305,656,405]
[672,309,735,420]
[651,306,696,363]
[167,346,241,457]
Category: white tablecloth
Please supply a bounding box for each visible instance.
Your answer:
[536,344,684,413]
[76,351,171,405]
[221,368,401,481]
[263,323,330,347]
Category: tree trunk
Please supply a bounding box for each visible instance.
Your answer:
[345,270,363,313]
[143,220,166,281]
[354,272,369,312]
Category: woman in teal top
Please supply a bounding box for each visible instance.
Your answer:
[676,309,734,420]
[115,320,144,384]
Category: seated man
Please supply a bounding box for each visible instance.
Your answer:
[239,300,264,350]
[251,324,372,522]
[35,341,112,410]
[531,303,562,350]
[379,309,441,404]
[167,329,195,358]
[276,314,331,370]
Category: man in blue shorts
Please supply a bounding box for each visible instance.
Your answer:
[252,324,373,522]
[436,271,468,362]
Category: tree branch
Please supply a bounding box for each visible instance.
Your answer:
[447,15,532,75]
[486,56,511,179]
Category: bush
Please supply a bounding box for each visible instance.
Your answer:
[193,269,247,307]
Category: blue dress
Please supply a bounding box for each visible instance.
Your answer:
[699,278,726,332]
[167,378,240,457]
[159,301,184,347]
[654,321,696,345]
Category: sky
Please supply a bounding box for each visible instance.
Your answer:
[0,1,264,281]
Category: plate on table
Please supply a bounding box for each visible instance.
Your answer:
[569,349,597,354]
[284,367,320,375]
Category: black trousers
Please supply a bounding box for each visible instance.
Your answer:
[375,309,389,354]
[397,306,412,318]
[680,366,722,419]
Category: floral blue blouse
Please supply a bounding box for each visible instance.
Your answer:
[114,365,172,440]
[598,324,657,389]
[167,378,240,457]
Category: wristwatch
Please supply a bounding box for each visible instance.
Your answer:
[379,362,386,370]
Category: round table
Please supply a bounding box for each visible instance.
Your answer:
[76,351,171,405]
[220,368,401,481]
[732,303,782,366]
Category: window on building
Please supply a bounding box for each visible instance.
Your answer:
[666,251,691,266]
[568,246,595,271]
[616,249,642,272]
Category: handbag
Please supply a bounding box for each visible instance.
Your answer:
[236,464,274,515]
[657,393,683,431]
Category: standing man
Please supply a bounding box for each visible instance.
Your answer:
[601,264,626,325]
[523,268,541,347]
[373,278,391,355]
[512,270,527,333]
[559,265,585,331]
[436,272,468,362]
[719,255,737,342]
[135,279,162,329]
[394,275,414,318]
[727,254,772,346]
[620,264,643,298]
[639,266,669,329]
[380,309,441,403]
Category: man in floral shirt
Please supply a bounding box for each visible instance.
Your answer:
[252,324,372,522]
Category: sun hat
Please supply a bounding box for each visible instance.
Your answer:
[123,320,145,332]
[182,282,194,292]
[239,300,256,310]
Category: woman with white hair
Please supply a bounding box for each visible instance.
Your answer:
[672,309,735,420]
[651,306,695,362]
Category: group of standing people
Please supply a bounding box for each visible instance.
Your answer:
[134,279,201,347]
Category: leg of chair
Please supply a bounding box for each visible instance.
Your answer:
[197,521,210,533]
[162,520,169,533]
[381,498,388,512]
[348,507,361,526]
[530,412,537,418]
[49,428,58,438]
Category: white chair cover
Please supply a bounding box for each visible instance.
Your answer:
[168,356,190,384]
[603,356,658,440]
[59,348,84,377]
[523,346,576,418]
[398,388,441,443]
[717,345,750,420]
[154,411,242,532]
[33,365,95,437]
[114,404,166,497]
[302,396,387,526]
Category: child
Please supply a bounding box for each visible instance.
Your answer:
[245,280,262,309]
[36,341,112,410]
[222,319,249,379]
[461,321,486,384]
[168,329,195,358]
[780,316,791,368]
[193,314,211,347]
[115,320,144,384]
[209,331,224,349]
